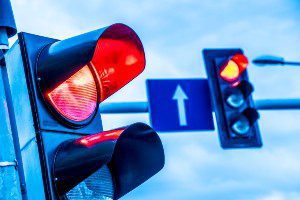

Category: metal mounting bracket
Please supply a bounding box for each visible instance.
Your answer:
[0,160,18,168]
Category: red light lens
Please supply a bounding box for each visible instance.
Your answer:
[91,24,145,102]
[220,54,249,82]
[77,128,124,147]
[47,65,98,122]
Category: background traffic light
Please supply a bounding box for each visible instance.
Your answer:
[203,49,262,148]
[4,23,164,199]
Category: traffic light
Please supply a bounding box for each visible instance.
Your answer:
[203,49,262,148]
[4,23,164,199]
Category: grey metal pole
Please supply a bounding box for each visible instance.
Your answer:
[0,59,22,200]
[0,0,21,199]
[99,99,300,114]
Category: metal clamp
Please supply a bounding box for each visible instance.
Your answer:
[0,160,18,168]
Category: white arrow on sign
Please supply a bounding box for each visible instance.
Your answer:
[172,84,189,126]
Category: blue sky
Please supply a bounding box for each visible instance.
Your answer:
[9,0,300,199]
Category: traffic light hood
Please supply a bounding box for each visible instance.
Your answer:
[53,122,165,199]
[37,23,145,98]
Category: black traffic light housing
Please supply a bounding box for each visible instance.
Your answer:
[203,49,262,148]
[15,24,164,199]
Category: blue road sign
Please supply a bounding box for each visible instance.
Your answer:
[146,79,214,132]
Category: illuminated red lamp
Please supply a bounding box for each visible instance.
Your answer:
[219,54,249,82]
[47,66,98,122]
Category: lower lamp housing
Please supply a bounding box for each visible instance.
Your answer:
[53,123,165,199]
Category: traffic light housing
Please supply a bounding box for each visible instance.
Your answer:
[53,123,164,199]
[4,23,164,199]
[203,49,262,148]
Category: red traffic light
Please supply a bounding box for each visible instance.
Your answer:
[37,23,145,126]
[219,53,249,82]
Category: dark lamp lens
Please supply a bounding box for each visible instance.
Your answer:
[226,91,244,108]
[231,116,250,136]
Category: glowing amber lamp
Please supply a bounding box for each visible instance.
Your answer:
[220,54,249,82]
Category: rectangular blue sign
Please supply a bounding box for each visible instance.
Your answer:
[146,79,214,132]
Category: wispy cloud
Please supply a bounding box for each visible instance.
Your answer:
[9,0,300,199]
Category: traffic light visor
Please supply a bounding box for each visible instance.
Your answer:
[76,128,124,147]
[91,24,146,102]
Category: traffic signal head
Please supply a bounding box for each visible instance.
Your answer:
[219,54,248,82]
[8,23,164,199]
[203,49,262,148]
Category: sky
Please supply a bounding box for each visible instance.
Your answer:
[8,0,300,199]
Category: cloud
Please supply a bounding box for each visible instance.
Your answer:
[9,0,300,199]
[256,191,300,200]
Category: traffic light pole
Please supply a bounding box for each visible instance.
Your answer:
[0,50,22,200]
[0,0,24,199]
[99,99,300,114]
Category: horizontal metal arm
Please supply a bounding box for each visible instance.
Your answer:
[255,99,300,110]
[99,99,300,114]
[100,102,149,113]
